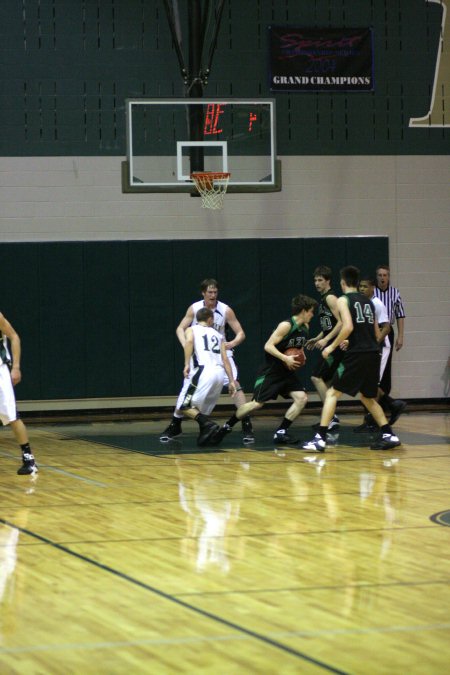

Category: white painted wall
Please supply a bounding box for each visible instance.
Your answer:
[0,155,449,400]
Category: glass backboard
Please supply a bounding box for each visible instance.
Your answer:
[122,98,280,193]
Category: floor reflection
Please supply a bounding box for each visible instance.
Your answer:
[176,459,250,574]
[0,475,38,642]
[0,512,28,643]
[283,448,403,616]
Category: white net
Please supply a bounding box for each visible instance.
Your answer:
[191,172,230,210]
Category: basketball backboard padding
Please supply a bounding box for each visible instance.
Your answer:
[123,98,280,193]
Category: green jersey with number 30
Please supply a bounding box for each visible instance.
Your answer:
[319,289,338,337]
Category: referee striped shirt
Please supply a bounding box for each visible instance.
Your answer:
[374,286,406,325]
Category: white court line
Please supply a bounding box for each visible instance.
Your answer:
[1,622,449,655]
[0,451,107,487]
[44,466,108,487]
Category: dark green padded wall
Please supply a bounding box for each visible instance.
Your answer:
[128,241,175,396]
[0,0,448,156]
[39,243,85,399]
[0,244,41,399]
[83,242,132,397]
[0,237,388,402]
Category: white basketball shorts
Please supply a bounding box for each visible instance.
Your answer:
[176,365,225,415]
[0,363,18,425]
[379,342,391,382]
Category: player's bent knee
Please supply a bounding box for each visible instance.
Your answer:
[292,391,307,405]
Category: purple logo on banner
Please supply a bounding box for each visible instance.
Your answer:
[269,27,374,92]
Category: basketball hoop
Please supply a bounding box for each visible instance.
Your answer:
[191,171,230,210]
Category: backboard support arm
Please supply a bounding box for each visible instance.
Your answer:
[162,0,189,85]
[204,0,226,84]
[163,1,226,90]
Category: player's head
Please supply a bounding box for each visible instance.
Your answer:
[291,294,318,319]
[196,307,214,325]
[200,278,218,293]
[200,278,219,305]
[313,265,332,281]
[313,265,332,293]
[340,265,360,290]
[359,275,376,298]
[376,264,390,289]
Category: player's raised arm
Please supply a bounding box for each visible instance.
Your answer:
[224,307,245,350]
[176,305,195,347]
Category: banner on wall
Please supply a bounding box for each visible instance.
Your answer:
[269,26,374,92]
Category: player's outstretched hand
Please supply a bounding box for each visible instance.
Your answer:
[305,338,318,351]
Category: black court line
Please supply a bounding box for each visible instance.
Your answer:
[178,577,450,598]
[0,522,439,550]
[0,517,349,675]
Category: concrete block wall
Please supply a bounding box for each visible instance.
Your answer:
[0,154,449,401]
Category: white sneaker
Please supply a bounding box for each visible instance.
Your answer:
[301,434,326,452]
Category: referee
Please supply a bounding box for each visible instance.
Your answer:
[374,264,406,423]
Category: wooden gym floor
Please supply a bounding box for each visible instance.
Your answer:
[0,411,449,674]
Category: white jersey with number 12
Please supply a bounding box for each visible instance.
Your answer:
[191,325,225,370]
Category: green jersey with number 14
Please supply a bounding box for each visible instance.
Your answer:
[345,292,379,353]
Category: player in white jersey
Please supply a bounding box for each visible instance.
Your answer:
[160,278,254,443]
[0,312,38,475]
[166,307,237,447]
[374,264,407,423]
[354,277,405,431]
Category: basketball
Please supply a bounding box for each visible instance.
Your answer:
[284,347,306,368]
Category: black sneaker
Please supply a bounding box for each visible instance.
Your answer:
[197,421,221,447]
[353,421,378,433]
[209,423,233,446]
[17,455,38,476]
[370,433,401,450]
[160,421,182,442]
[388,400,407,425]
[241,417,255,444]
[273,430,298,445]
